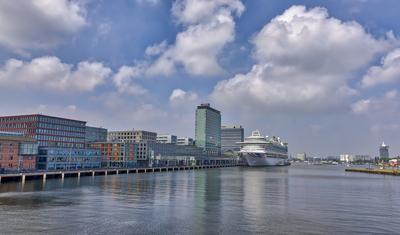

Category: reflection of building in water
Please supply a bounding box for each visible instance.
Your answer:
[242,168,289,230]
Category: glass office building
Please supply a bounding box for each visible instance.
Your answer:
[0,114,86,148]
[37,147,102,170]
[195,104,221,157]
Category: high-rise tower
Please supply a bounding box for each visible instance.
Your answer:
[195,103,221,156]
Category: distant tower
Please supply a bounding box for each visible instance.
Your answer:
[379,142,389,158]
[195,103,221,156]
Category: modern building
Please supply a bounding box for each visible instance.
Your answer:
[89,142,147,168]
[0,135,38,172]
[296,153,307,161]
[37,147,102,170]
[195,103,221,156]
[108,130,157,143]
[221,125,244,154]
[157,134,177,144]
[148,142,204,158]
[177,137,194,146]
[0,114,86,148]
[85,126,107,143]
[379,142,389,158]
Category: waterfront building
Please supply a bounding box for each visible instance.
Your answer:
[0,135,38,172]
[0,114,86,148]
[221,125,244,154]
[296,153,307,161]
[157,134,177,144]
[379,142,389,158]
[340,154,371,163]
[108,130,157,143]
[148,142,204,158]
[195,103,221,156]
[85,126,107,143]
[147,142,206,166]
[37,147,102,170]
[177,137,194,146]
[89,142,147,168]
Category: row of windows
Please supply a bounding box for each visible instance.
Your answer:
[37,122,85,132]
[0,116,38,122]
[0,123,35,129]
[38,141,84,148]
[36,135,83,143]
[36,128,84,137]
[38,116,85,127]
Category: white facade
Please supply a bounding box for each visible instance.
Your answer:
[108,130,157,143]
[340,154,371,163]
[157,134,177,144]
[177,137,194,146]
[296,153,306,161]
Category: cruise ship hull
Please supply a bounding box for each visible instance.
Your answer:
[242,153,288,167]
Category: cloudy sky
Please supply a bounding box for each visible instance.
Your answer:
[0,0,399,157]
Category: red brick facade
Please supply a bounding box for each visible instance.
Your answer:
[0,136,37,171]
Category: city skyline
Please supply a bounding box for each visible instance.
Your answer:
[0,0,399,157]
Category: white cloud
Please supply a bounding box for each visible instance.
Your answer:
[352,90,400,115]
[145,40,168,56]
[212,5,393,114]
[147,0,244,76]
[112,65,148,95]
[169,89,199,107]
[171,0,244,25]
[0,0,87,53]
[351,99,371,114]
[0,56,111,92]
[362,48,400,87]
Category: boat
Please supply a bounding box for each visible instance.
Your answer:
[238,130,289,167]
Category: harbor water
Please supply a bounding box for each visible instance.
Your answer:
[0,164,399,234]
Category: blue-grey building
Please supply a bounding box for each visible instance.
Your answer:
[221,125,244,154]
[37,147,102,170]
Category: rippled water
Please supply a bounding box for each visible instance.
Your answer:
[0,164,399,234]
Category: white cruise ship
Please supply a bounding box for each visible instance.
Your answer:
[239,130,289,167]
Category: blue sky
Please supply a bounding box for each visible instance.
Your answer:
[0,0,400,157]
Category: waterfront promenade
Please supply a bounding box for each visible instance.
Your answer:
[0,162,243,184]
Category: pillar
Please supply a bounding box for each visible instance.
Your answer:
[43,173,46,181]
[105,170,108,176]
[92,171,95,176]
[77,172,80,178]
[116,170,119,175]
[0,176,2,184]
[21,175,26,184]
[61,173,64,180]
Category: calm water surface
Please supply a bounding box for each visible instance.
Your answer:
[0,164,399,234]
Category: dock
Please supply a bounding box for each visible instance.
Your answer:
[345,168,400,176]
[0,163,243,184]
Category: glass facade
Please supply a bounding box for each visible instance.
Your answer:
[37,147,102,170]
[195,104,221,156]
[85,126,108,143]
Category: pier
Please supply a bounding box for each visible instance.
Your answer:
[0,163,243,184]
[345,168,400,176]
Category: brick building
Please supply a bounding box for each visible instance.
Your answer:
[0,135,38,172]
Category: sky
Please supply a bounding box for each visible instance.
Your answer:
[0,0,399,157]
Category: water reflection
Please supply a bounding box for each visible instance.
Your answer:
[0,165,400,234]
